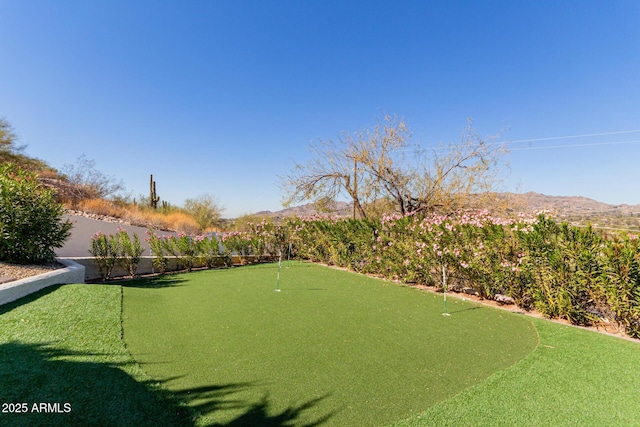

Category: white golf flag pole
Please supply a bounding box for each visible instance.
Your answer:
[276,251,282,292]
[442,264,450,316]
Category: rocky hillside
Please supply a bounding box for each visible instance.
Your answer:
[256,192,640,231]
[260,192,639,217]
[514,191,640,216]
[254,201,352,219]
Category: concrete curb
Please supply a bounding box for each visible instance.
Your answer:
[0,259,85,306]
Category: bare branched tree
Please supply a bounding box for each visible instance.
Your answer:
[282,115,508,218]
[410,120,508,214]
[349,115,413,216]
[60,154,126,206]
[281,133,369,219]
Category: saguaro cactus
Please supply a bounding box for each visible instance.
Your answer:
[149,174,160,209]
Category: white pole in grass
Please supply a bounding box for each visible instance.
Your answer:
[286,242,292,268]
[275,251,282,292]
[442,264,450,316]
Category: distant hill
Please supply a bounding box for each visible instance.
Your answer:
[252,193,640,231]
[512,191,640,216]
[254,201,352,219]
[258,192,640,218]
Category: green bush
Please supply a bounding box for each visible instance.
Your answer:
[89,231,119,281]
[116,229,144,277]
[0,163,72,264]
[146,230,168,273]
[195,234,231,268]
[89,229,145,280]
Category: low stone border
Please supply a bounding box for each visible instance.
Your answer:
[0,259,85,306]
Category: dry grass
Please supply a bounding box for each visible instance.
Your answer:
[161,212,200,234]
[73,198,202,234]
[78,198,127,218]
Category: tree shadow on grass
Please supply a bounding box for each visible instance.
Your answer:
[0,341,191,427]
[120,275,188,289]
[0,342,335,427]
[210,393,335,427]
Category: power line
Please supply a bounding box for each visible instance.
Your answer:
[509,139,640,151]
[505,129,640,144]
[397,129,640,154]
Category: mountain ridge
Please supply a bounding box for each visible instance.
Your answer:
[255,192,640,218]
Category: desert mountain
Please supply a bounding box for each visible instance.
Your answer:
[257,192,640,218]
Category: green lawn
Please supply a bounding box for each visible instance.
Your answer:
[0,284,192,427]
[2,262,639,427]
[392,317,640,427]
[122,262,538,426]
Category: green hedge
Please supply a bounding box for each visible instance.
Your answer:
[0,163,71,264]
[95,212,640,338]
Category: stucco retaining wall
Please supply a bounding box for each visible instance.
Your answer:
[0,259,85,306]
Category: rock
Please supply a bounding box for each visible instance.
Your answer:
[495,294,515,305]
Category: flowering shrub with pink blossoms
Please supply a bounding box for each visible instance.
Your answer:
[89,227,144,280]
[146,230,230,272]
[283,211,640,338]
[92,212,640,338]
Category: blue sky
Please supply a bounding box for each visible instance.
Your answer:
[1,1,639,217]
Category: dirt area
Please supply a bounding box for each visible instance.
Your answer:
[0,261,64,283]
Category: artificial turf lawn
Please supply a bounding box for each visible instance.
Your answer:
[2,265,639,426]
[122,262,539,426]
[391,316,640,427]
[0,284,192,427]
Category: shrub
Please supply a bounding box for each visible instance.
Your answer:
[116,229,144,277]
[89,229,145,280]
[195,234,231,268]
[146,230,168,273]
[598,235,640,337]
[220,231,255,256]
[89,231,119,281]
[0,163,72,264]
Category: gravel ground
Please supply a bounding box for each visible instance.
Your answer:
[0,261,64,282]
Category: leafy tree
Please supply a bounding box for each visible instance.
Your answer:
[282,114,507,218]
[0,163,72,264]
[184,194,224,231]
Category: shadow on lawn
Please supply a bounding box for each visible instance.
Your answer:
[0,342,334,427]
[169,382,335,427]
[447,305,482,315]
[120,275,188,289]
[0,341,191,426]
[0,284,64,316]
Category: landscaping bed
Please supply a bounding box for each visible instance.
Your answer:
[0,261,64,283]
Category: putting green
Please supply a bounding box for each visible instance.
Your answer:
[122,262,538,426]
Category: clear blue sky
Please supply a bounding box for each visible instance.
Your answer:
[1,1,639,217]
